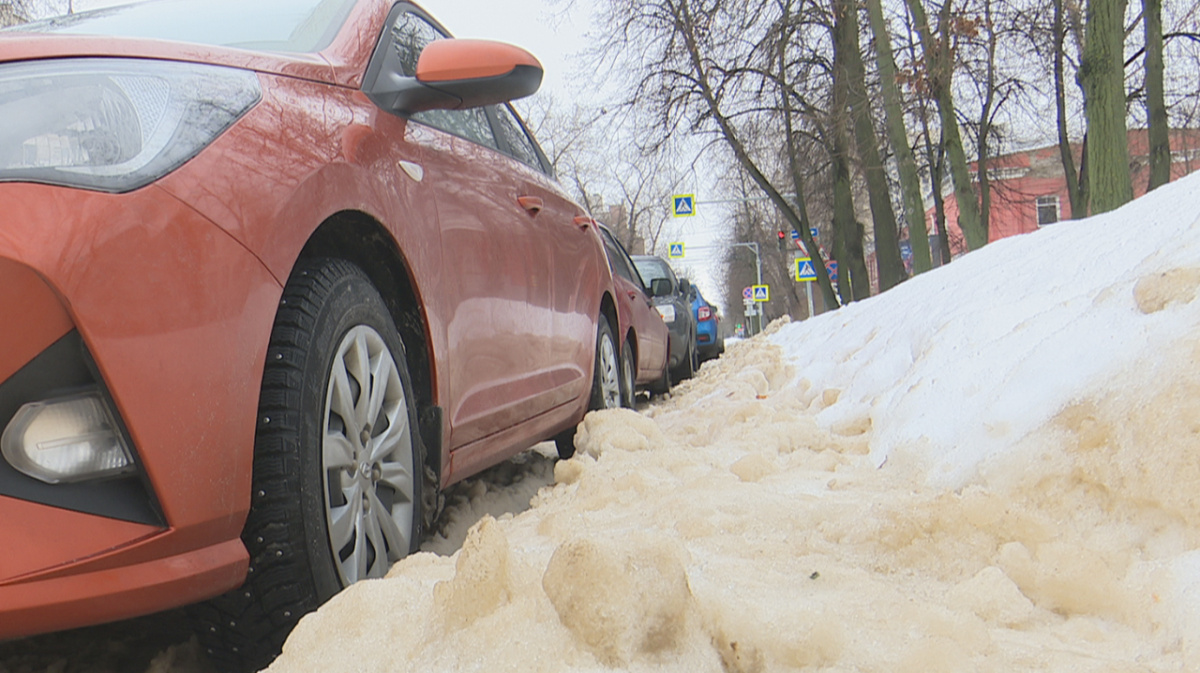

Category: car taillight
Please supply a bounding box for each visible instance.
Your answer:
[0,58,261,192]
[698,306,712,321]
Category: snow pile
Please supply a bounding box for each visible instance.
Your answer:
[268,173,1200,672]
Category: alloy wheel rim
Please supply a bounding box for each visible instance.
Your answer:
[321,325,414,586]
[599,332,621,409]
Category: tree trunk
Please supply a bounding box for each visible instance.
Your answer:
[905,0,987,250]
[1054,0,1087,218]
[835,0,906,291]
[866,0,932,275]
[1081,0,1133,214]
[975,0,998,239]
[1144,0,1170,191]
[829,31,871,301]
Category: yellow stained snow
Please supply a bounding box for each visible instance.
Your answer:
[268,326,1200,672]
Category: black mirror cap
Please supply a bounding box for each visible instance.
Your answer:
[650,278,673,297]
[679,279,692,297]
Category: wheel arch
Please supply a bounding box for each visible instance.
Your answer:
[295,211,441,486]
[599,291,618,342]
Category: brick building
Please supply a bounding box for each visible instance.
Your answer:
[929,129,1200,257]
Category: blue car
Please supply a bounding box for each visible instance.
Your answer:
[689,287,725,362]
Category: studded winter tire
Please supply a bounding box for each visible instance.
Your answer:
[194,258,423,672]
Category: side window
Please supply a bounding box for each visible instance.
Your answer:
[387,11,498,149]
[390,11,440,76]
[490,104,544,171]
[600,230,641,287]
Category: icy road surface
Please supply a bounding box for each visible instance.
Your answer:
[265,173,1200,672]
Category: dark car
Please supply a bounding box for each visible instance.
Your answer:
[597,227,671,405]
[632,255,698,382]
[0,0,622,670]
[690,286,725,362]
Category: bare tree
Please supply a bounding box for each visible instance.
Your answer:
[905,0,988,250]
[866,0,933,275]
[1143,0,1170,191]
[834,0,906,291]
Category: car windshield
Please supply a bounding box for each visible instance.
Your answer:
[634,258,673,285]
[6,0,359,53]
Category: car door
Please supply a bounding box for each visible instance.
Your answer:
[487,102,599,410]
[379,9,554,450]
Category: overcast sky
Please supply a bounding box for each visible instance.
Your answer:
[419,0,592,100]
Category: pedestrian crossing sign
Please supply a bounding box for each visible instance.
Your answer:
[752,284,769,302]
[668,242,685,259]
[673,194,695,217]
[795,257,817,282]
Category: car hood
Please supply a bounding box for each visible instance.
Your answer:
[0,32,337,84]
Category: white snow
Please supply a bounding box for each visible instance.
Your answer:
[267,173,1200,672]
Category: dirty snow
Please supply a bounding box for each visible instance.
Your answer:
[265,173,1200,672]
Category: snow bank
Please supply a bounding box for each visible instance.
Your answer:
[267,173,1200,672]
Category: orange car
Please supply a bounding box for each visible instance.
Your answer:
[0,0,621,669]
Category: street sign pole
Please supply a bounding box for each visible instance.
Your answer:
[731,242,762,334]
[806,283,814,319]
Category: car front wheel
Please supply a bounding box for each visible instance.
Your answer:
[195,258,422,672]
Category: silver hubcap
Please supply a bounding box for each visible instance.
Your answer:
[599,332,621,409]
[322,325,414,585]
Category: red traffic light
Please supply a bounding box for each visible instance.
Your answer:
[777,230,786,239]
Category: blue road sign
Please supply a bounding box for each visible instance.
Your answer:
[790,230,800,240]
[795,257,817,282]
[752,285,770,302]
[672,195,695,217]
[668,242,685,259]
[826,260,839,284]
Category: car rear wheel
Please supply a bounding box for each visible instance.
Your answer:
[647,346,671,398]
[555,315,621,459]
[672,338,696,383]
[195,258,422,672]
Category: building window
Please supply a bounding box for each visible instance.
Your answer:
[1036,195,1060,226]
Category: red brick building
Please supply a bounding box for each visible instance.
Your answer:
[930,129,1200,257]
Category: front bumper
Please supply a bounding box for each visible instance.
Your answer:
[0,180,279,637]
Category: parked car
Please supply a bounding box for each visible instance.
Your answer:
[632,255,698,383]
[596,226,671,410]
[690,286,725,362]
[0,0,622,670]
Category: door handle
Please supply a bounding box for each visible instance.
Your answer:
[517,195,543,215]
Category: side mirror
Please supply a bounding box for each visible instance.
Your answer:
[370,39,543,115]
[679,279,692,297]
[650,278,673,297]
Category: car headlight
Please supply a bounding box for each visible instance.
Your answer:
[655,304,676,323]
[0,58,261,192]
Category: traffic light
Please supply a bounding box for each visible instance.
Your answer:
[777,230,787,252]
